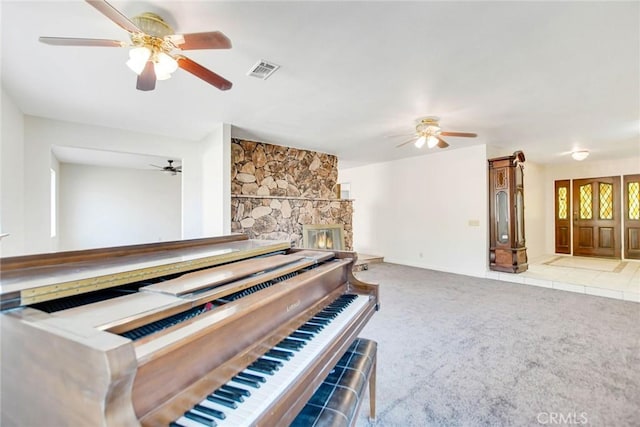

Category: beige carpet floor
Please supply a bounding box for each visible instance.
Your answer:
[353,263,640,426]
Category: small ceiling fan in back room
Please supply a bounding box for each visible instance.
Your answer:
[395,117,477,149]
[150,160,182,176]
[39,0,233,91]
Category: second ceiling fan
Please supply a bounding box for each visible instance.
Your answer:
[39,0,233,92]
[396,117,477,149]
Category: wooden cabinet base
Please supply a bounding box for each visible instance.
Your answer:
[490,247,528,273]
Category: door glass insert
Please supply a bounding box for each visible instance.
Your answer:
[496,191,509,243]
[516,190,524,244]
[557,186,568,219]
[629,182,640,220]
[599,182,613,220]
[579,184,593,219]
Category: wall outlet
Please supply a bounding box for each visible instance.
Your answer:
[468,219,480,227]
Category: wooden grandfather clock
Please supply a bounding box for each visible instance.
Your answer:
[488,151,528,273]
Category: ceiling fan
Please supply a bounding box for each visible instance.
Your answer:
[39,0,232,92]
[151,160,182,175]
[396,117,477,149]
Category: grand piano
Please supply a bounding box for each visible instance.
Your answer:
[0,234,379,426]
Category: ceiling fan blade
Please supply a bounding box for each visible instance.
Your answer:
[396,138,417,148]
[39,37,125,47]
[440,131,477,138]
[136,61,156,91]
[171,31,232,50]
[436,136,450,149]
[176,55,232,91]
[85,0,141,34]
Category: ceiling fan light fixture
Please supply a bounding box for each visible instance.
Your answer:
[571,150,589,161]
[156,52,178,74]
[415,136,427,148]
[427,135,439,148]
[126,47,152,75]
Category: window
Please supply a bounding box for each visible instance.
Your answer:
[50,168,57,237]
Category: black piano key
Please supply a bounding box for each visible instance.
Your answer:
[232,375,261,388]
[266,349,293,360]
[214,389,244,403]
[247,364,275,375]
[207,394,238,409]
[315,312,337,319]
[298,324,322,333]
[184,410,217,426]
[221,384,251,397]
[309,317,331,325]
[251,360,277,371]
[290,331,314,340]
[237,371,266,383]
[278,340,305,350]
[170,423,187,427]
[194,404,226,420]
[257,357,283,368]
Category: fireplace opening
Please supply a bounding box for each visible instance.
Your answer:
[302,224,345,250]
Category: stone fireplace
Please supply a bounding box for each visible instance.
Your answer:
[302,224,345,250]
[230,139,353,250]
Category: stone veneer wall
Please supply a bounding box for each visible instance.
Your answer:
[230,139,353,250]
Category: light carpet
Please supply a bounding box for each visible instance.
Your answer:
[352,263,640,426]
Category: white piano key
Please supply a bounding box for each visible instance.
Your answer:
[195,294,370,427]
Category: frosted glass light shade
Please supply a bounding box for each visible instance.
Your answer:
[427,135,439,148]
[571,150,589,161]
[414,136,426,148]
[156,52,178,74]
[126,47,151,75]
[154,52,178,80]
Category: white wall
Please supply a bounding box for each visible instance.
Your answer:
[1,112,231,255]
[340,144,489,277]
[0,87,25,256]
[201,123,232,236]
[522,161,546,260]
[58,164,181,250]
[542,156,640,255]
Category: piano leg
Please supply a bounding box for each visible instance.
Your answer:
[369,356,377,422]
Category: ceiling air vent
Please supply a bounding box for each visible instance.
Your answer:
[247,60,280,80]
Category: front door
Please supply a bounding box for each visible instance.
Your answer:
[624,174,640,259]
[572,176,620,258]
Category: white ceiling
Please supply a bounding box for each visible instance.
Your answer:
[2,1,639,168]
[51,145,180,170]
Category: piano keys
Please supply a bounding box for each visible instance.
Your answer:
[0,234,379,427]
[173,294,368,427]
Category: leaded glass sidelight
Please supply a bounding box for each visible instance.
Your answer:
[599,182,613,220]
[629,182,640,220]
[579,184,593,219]
[558,187,568,219]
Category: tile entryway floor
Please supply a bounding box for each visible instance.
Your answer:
[487,254,640,302]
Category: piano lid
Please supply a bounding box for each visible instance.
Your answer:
[0,236,291,309]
